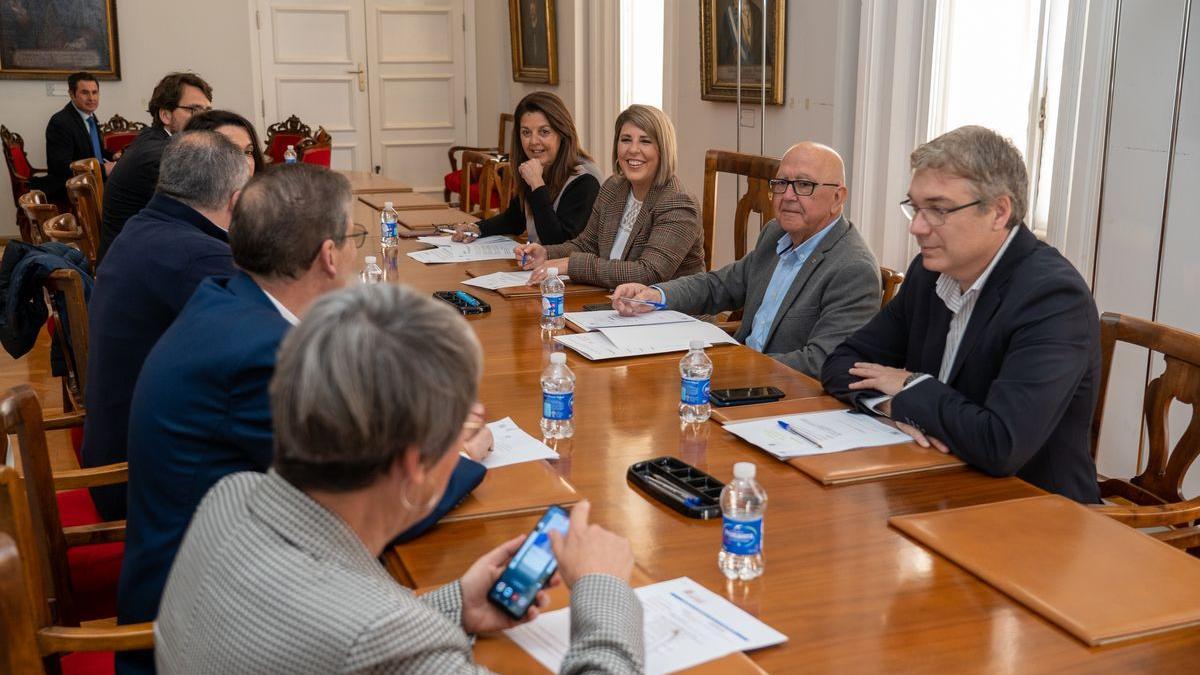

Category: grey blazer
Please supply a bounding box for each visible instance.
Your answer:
[659,216,880,378]
[155,472,644,674]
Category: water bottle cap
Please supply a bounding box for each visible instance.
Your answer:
[689,339,705,350]
[733,462,756,479]
[286,144,294,150]
[365,256,376,264]
[550,352,566,365]
[384,201,394,208]
[546,267,559,276]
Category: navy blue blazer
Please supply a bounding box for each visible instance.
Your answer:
[821,225,1101,503]
[117,273,486,645]
[99,126,170,264]
[81,194,236,520]
[32,102,111,202]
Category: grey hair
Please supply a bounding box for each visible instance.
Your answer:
[910,125,1028,228]
[156,130,251,212]
[270,284,482,492]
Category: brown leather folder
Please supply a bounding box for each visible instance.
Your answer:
[358,192,448,211]
[463,264,602,298]
[889,494,1200,646]
[713,397,964,485]
[442,460,579,524]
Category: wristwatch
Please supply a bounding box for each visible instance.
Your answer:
[903,372,925,388]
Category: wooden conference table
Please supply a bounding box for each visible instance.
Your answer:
[361,232,1199,672]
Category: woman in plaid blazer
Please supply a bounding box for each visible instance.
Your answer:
[517,104,705,289]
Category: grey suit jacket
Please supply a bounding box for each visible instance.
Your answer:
[658,217,880,378]
[155,472,644,674]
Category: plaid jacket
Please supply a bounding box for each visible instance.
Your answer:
[544,175,704,289]
[155,471,645,673]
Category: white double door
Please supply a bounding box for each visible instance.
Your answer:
[255,0,471,194]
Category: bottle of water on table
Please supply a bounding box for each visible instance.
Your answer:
[540,352,574,439]
[719,462,766,580]
[540,267,565,330]
[679,340,712,423]
[361,256,383,284]
[380,201,399,249]
[283,144,297,164]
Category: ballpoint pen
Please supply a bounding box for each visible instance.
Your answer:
[453,290,480,307]
[607,295,667,310]
[777,420,824,448]
[645,474,701,506]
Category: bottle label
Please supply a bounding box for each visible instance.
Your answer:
[681,377,710,405]
[722,516,762,556]
[542,391,573,420]
[542,294,564,318]
[383,219,397,238]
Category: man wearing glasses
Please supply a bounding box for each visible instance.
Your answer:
[115,165,490,674]
[612,141,881,378]
[821,125,1101,503]
[100,71,214,264]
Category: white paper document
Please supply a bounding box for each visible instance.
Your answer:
[461,270,536,290]
[505,576,787,674]
[722,409,912,459]
[597,320,739,352]
[562,309,696,331]
[554,331,699,361]
[416,234,512,247]
[407,239,518,264]
[480,417,559,469]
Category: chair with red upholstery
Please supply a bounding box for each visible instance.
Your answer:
[3,124,52,243]
[98,114,147,158]
[297,126,332,167]
[444,112,513,204]
[0,471,152,675]
[263,114,313,164]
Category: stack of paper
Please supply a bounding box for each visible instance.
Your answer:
[461,270,571,290]
[479,417,559,469]
[505,577,787,674]
[415,234,512,247]
[722,410,911,459]
[407,238,518,264]
[562,309,694,330]
[554,311,737,360]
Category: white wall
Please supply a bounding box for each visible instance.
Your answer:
[0,0,257,237]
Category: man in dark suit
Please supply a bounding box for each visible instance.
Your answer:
[81,130,248,520]
[116,165,489,674]
[33,71,115,202]
[98,72,213,265]
[821,126,1101,503]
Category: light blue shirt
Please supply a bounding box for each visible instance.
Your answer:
[744,217,839,352]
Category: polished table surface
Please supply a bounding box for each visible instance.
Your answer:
[372,235,1199,672]
[336,170,412,194]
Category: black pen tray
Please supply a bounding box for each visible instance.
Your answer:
[627,456,724,520]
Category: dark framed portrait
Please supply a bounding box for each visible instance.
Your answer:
[508,0,558,85]
[700,0,786,104]
[0,0,120,80]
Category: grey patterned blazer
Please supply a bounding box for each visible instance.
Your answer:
[658,217,880,378]
[543,174,705,289]
[155,471,645,674]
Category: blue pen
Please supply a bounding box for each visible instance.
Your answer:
[610,296,667,310]
[454,290,480,307]
[521,252,527,268]
[777,420,824,448]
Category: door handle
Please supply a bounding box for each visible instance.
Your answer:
[346,63,365,92]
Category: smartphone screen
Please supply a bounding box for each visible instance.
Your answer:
[487,505,570,619]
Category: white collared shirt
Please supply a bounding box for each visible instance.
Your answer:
[72,103,95,127]
[261,289,300,326]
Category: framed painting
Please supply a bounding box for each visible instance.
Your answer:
[508,0,558,85]
[0,0,120,80]
[700,0,786,104]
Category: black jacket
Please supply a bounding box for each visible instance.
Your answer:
[99,125,170,265]
[31,103,112,202]
[476,174,601,245]
[0,240,93,359]
[821,225,1102,503]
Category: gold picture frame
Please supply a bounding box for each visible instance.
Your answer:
[700,0,786,104]
[0,0,121,80]
[508,0,558,85]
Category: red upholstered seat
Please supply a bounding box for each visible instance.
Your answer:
[102,133,138,156]
[267,133,307,164]
[60,651,115,675]
[443,170,500,209]
[8,141,32,178]
[299,145,331,167]
[57,488,123,621]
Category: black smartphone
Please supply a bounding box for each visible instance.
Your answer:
[710,386,785,407]
[581,302,612,311]
[487,505,570,620]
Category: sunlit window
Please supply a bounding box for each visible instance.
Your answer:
[619,0,664,109]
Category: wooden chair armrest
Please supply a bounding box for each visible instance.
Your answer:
[1092,496,1200,528]
[716,321,741,335]
[53,462,128,491]
[43,410,86,430]
[447,145,499,170]
[38,622,154,653]
[64,520,126,546]
[1151,526,1200,550]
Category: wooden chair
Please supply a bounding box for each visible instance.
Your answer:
[457,150,512,219]
[444,112,514,202]
[3,124,51,243]
[264,114,313,164]
[881,266,904,307]
[0,472,151,674]
[70,157,104,215]
[297,126,333,167]
[18,190,59,245]
[64,173,102,271]
[1090,312,1200,552]
[701,149,780,271]
[99,113,147,157]
[42,269,90,421]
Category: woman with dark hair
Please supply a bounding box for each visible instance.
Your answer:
[184,110,265,174]
[453,91,602,246]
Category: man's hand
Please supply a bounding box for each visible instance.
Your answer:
[892,419,950,454]
[461,402,492,462]
[103,159,117,173]
[451,222,481,242]
[847,362,911,396]
[610,283,659,316]
[528,257,569,285]
[514,242,546,271]
[548,500,634,587]
[459,535,557,634]
[518,158,545,189]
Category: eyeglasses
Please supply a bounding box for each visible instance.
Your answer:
[898,199,982,227]
[176,104,213,115]
[767,178,841,197]
[338,223,370,249]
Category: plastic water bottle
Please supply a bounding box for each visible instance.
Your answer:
[679,340,712,423]
[361,256,383,284]
[283,145,297,164]
[380,202,399,249]
[540,267,565,330]
[540,352,574,439]
[719,462,767,580]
